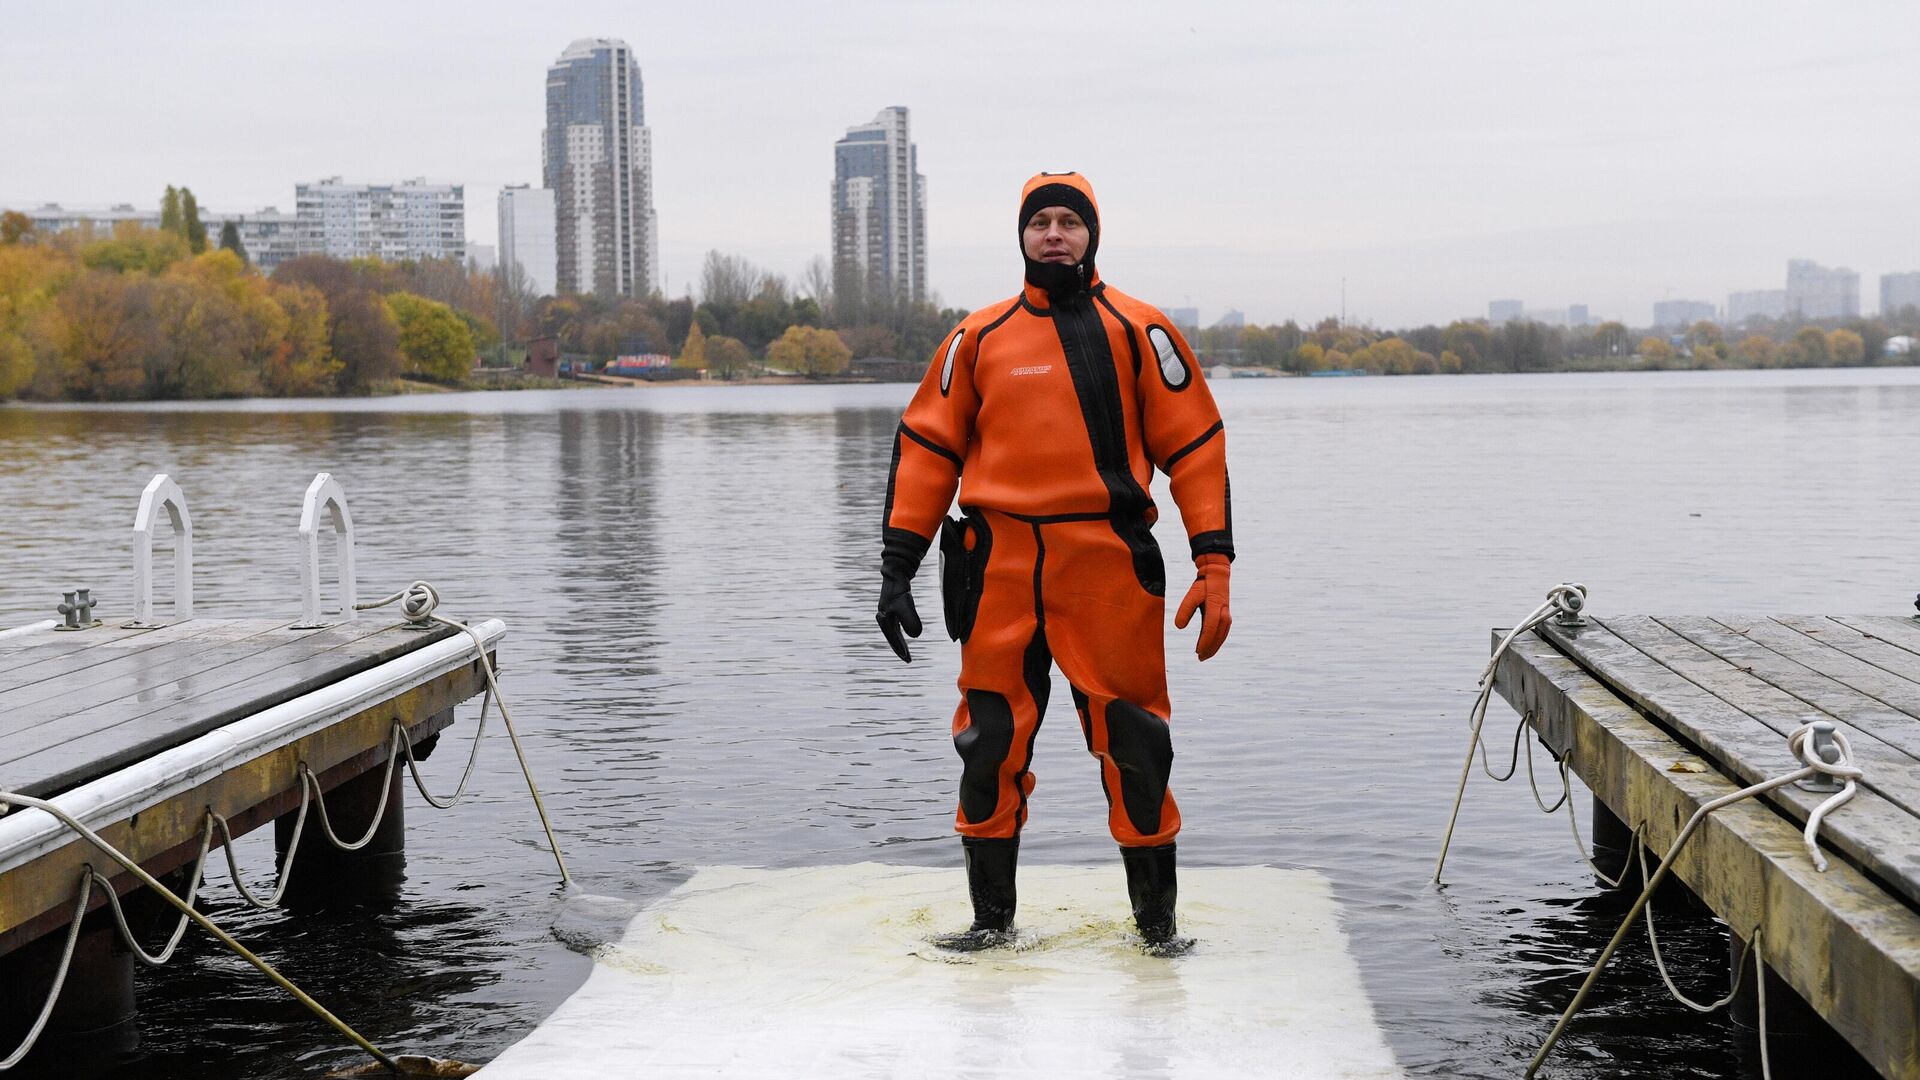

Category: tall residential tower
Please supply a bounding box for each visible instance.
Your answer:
[498,185,558,297]
[832,106,926,306]
[544,38,657,298]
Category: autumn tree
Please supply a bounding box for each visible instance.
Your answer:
[1827,328,1865,366]
[385,291,474,382]
[275,256,401,390]
[705,335,751,379]
[1638,337,1676,366]
[81,224,190,276]
[1288,341,1325,374]
[676,318,707,369]
[766,324,850,377]
[1726,335,1768,366]
[44,273,154,399]
[0,212,34,246]
[1238,325,1285,367]
[1583,321,1626,358]
[1792,326,1831,366]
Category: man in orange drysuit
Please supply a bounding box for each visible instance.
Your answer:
[876,172,1233,954]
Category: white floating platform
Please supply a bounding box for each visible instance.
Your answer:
[481,863,1403,1079]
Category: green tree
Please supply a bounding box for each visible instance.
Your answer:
[384,291,474,382]
[160,186,182,236]
[219,220,249,265]
[0,211,33,246]
[180,188,208,254]
[706,335,751,378]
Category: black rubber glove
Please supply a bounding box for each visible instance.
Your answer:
[877,529,929,663]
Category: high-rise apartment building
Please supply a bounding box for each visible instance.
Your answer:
[1785,259,1859,319]
[8,202,302,269]
[498,185,558,297]
[1488,299,1523,324]
[1880,272,1920,317]
[294,178,465,263]
[1652,300,1716,329]
[1727,289,1788,324]
[544,38,656,298]
[832,106,926,305]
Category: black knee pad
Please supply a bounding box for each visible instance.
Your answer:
[955,690,1016,824]
[1103,701,1173,835]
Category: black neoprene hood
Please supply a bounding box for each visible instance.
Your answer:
[1020,180,1100,301]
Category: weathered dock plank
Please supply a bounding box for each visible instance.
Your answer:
[1656,616,1920,760]
[0,621,463,798]
[1837,616,1920,660]
[1724,617,1920,724]
[0,619,305,720]
[0,619,264,696]
[1492,630,1920,1080]
[1538,617,1920,907]
[1778,616,1920,685]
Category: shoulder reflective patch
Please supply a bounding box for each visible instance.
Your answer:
[940,330,964,396]
[1147,326,1188,390]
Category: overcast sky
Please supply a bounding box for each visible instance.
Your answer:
[5,1,1916,327]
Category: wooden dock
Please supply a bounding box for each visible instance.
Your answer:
[1492,613,1920,1079]
[0,472,509,1065]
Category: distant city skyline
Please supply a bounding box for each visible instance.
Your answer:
[4,2,1917,326]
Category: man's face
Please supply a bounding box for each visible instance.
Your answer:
[1023,206,1089,266]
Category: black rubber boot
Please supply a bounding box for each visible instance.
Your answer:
[931,836,1018,952]
[1122,843,1194,957]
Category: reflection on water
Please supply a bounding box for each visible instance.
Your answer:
[3,368,1919,1077]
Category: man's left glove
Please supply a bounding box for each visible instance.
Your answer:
[1174,553,1232,661]
[877,532,927,663]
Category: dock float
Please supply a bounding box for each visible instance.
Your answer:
[478,864,1404,1079]
[0,472,505,1067]
[1491,612,1920,1079]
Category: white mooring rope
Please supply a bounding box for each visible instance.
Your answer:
[355,580,571,886]
[1525,721,1863,1077]
[0,791,400,1073]
[1433,582,1587,882]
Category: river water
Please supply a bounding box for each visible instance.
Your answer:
[1,367,1916,1078]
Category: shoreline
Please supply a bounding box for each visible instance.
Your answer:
[6,361,1920,408]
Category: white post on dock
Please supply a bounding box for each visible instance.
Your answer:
[130,473,193,626]
[296,473,357,628]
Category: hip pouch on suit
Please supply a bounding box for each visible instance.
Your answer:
[938,510,992,642]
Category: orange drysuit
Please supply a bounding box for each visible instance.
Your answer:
[881,172,1233,848]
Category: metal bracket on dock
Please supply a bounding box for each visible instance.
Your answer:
[1793,720,1847,793]
[294,473,357,629]
[128,473,193,627]
[1548,582,1588,629]
[55,588,102,630]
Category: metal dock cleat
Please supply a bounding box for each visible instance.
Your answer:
[55,588,101,630]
